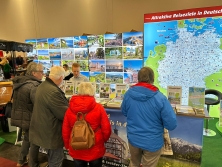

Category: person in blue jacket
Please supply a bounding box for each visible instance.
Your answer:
[121,66,177,167]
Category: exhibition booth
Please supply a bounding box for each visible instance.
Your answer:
[1,5,222,167]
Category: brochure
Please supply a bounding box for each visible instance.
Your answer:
[64,81,74,96]
[167,86,182,105]
[188,87,205,115]
[115,84,128,100]
[99,83,111,98]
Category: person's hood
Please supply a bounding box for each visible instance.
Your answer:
[69,95,97,114]
[12,75,41,90]
[128,82,159,101]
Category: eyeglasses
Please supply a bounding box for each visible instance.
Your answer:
[35,71,44,74]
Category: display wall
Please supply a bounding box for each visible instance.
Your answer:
[144,5,222,117]
[25,31,143,84]
[1,0,222,43]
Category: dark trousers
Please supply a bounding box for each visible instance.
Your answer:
[73,157,103,167]
[29,143,40,167]
[18,129,29,164]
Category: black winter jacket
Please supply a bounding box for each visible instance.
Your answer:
[11,75,42,130]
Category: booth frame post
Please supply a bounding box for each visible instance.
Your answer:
[203,104,216,136]
[11,51,16,76]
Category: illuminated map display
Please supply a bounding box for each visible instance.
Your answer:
[144,6,222,117]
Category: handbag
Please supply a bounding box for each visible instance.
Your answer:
[4,91,13,118]
[4,101,12,118]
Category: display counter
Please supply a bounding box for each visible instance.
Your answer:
[0,81,13,106]
[38,105,206,167]
[104,107,206,167]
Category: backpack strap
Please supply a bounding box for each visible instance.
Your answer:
[76,112,85,121]
[94,126,100,133]
[76,112,100,132]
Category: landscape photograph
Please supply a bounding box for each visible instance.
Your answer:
[123,31,143,46]
[61,49,74,60]
[60,37,74,48]
[74,36,88,48]
[105,47,123,59]
[158,116,203,167]
[124,60,142,73]
[89,47,105,59]
[89,72,105,83]
[36,38,49,49]
[89,60,106,72]
[124,72,138,84]
[122,46,143,59]
[37,50,49,60]
[106,60,123,72]
[106,72,124,84]
[49,49,61,60]
[48,38,60,49]
[87,35,104,47]
[74,48,88,60]
[104,33,122,47]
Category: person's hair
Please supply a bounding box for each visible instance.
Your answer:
[49,66,65,80]
[138,67,154,84]
[78,82,95,96]
[63,64,68,68]
[72,62,80,68]
[26,62,43,76]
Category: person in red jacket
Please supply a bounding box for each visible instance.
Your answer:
[62,82,111,167]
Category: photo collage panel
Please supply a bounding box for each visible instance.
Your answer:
[26,31,143,83]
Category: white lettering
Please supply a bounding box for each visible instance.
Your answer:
[204,9,222,15]
[151,15,172,20]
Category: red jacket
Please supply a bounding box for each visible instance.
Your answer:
[62,95,111,161]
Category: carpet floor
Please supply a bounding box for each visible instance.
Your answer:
[0,157,28,167]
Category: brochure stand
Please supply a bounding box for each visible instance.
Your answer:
[203,104,217,136]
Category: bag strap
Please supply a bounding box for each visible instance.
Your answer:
[9,90,14,102]
[76,112,100,132]
[76,112,85,121]
[94,126,101,133]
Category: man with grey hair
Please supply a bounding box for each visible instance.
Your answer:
[121,66,177,167]
[11,62,44,167]
[29,66,68,167]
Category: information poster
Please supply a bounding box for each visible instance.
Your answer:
[144,6,222,118]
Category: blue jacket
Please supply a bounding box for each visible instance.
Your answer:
[121,82,177,152]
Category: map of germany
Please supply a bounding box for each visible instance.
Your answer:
[144,16,222,117]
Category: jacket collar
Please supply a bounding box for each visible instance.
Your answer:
[133,82,158,92]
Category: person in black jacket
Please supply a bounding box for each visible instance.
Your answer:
[63,64,73,80]
[11,62,44,167]
[29,66,68,167]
